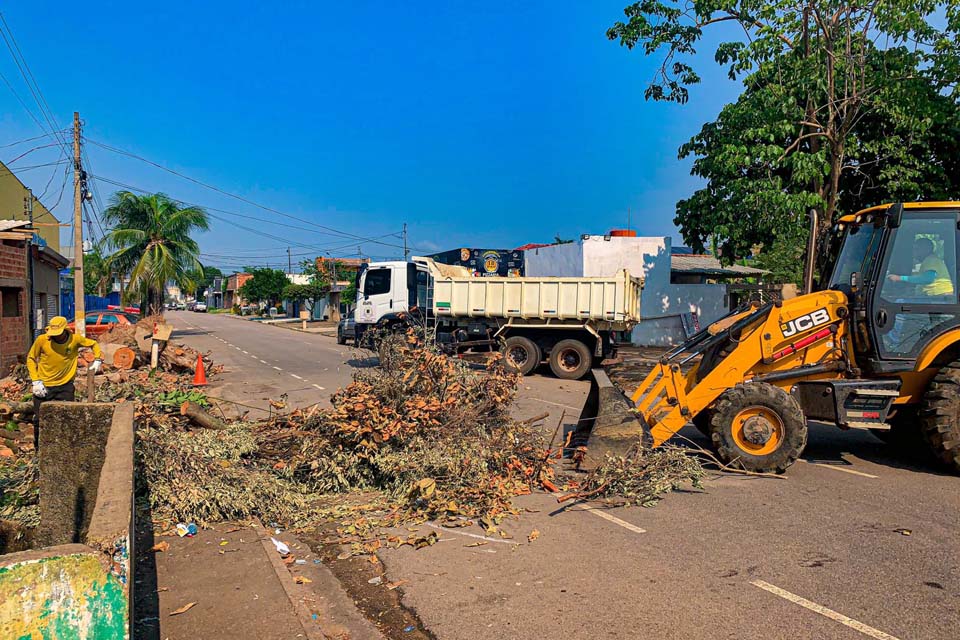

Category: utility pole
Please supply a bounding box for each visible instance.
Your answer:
[287,246,292,273]
[25,189,36,338]
[72,112,86,337]
[402,223,409,260]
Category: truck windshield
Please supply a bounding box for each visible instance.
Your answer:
[828,223,883,288]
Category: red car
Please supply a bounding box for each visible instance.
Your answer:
[67,311,134,337]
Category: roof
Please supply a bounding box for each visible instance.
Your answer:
[671,254,768,277]
[514,243,552,252]
[838,201,960,223]
[0,219,31,232]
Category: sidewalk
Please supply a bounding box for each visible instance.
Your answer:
[137,521,383,640]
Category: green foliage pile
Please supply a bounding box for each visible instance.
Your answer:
[0,456,38,528]
[575,447,704,507]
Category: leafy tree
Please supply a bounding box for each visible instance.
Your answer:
[553,235,574,245]
[102,192,209,315]
[240,267,289,307]
[83,244,112,296]
[608,1,960,278]
[282,282,328,315]
[182,265,223,298]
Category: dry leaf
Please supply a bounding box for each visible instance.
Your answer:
[527,529,540,543]
[151,541,170,553]
[294,576,313,584]
[169,602,197,616]
[465,541,488,548]
[386,580,409,590]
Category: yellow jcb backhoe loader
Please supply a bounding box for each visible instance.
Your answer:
[578,201,960,474]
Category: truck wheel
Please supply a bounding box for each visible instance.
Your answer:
[710,383,807,473]
[503,336,541,376]
[549,339,592,380]
[920,363,960,471]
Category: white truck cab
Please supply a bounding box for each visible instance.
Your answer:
[355,261,428,327]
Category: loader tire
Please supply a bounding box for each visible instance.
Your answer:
[919,362,960,472]
[692,410,713,437]
[503,336,541,376]
[549,339,592,380]
[710,383,807,474]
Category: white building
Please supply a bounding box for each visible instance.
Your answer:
[524,233,766,346]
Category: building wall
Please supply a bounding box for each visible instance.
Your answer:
[225,273,252,308]
[0,162,61,252]
[0,240,27,373]
[524,236,730,346]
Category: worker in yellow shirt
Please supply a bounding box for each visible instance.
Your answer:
[27,316,102,449]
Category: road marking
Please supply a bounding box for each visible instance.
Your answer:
[750,580,900,640]
[290,374,303,380]
[259,359,268,364]
[241,350,249,354]
[527,397,580,412]
[570,502,646,534]
[312,384,325,390]
[272,366,282,371]
[424,523,518,545]
[798,459,878,478]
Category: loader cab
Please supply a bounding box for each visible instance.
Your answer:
[829,202,960,372]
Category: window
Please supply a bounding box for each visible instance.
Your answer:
[363,268,391,296]
[100,314,119,324]
[880,215,957,304]
[85,313,101,324]
[416,269,429,308]
[1,287,22,317]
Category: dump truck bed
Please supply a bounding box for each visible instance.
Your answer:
[417,257,642,329]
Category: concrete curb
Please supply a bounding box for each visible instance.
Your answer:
[257,527,386,640]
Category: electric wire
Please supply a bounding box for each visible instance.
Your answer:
[85,137,417,250]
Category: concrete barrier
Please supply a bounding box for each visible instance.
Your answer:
[0,402,134,639]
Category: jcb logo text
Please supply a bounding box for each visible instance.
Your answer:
[781,308,831,338]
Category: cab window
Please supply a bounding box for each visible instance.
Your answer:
[880,215,957,304]
[363,268,391,296]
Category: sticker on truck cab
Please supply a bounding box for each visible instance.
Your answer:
[781,308,831,338]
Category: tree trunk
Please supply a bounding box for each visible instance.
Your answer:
[180,401,225,430]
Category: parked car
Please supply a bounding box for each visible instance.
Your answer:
[186,301,196,311]
[194,302,208,312]
[67,310,134,337]
[337,315,356,346]
[175,301,186,311]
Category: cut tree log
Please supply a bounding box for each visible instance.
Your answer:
[0,402,34,416]
[180,401,226,430]
[112,347,137,370]
[161,347,202,372]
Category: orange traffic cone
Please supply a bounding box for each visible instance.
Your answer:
[193,354,208,386]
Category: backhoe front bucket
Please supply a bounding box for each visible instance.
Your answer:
[572,368,650,470]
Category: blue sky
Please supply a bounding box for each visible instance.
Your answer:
[0,1,743,271]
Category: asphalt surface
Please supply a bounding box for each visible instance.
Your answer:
[167,311,960,640]
[167,311,362,417]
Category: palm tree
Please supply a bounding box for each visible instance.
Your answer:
[102,191,209,315]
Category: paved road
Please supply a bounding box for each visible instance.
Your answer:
[166,310,362,417]
[167,311,960,639]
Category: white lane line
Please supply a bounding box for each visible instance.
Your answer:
[290,374,303,380]
[570,502,646,534]
[272,366,282,371]
[312,384,325,390]
[424,522,518,545]
[798,459,878,479]
[527,397,580,412]
[241,350,249,354]
[750,580,900,640]
[259,359,268,364]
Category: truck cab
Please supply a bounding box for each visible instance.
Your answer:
[355,261,428,332]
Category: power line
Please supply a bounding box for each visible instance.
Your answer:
[0,130,68,149]
[85,137,415,249]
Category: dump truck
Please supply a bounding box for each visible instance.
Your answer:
[579,201,960,474]
[355,256,643,379]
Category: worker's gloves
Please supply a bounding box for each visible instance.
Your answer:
[89,359,103,374]
[32,381,47,398]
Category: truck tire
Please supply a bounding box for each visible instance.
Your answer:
[710,383,807,473]
[548,339,592,380]
[503,336,541,376]
[920,362,960,471]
